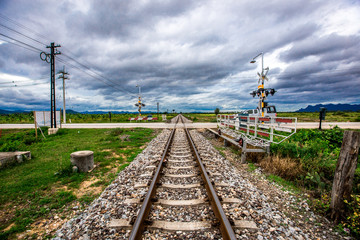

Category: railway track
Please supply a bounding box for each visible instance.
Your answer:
[105,115,240,239]
[56,115,268,239]
[54,114,346,240]
[122,115,236,239]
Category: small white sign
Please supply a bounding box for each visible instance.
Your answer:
[34,111,61,127]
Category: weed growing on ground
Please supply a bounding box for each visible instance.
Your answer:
[246,127,360,237]
[1,111,360,124]
[266,174,300,193]
[214,146,226,158]
[0,128,156,239]
[247,163,257,172]
[343,194,360,238]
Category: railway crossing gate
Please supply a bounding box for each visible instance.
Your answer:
[215,114,297,162]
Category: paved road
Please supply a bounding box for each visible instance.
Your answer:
[1,122,360,129]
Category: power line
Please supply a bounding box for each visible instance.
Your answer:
[0,13,51,43]
[61,53,137,96]
[0,23,47,46]
[56,57,135,99]
[0,36,40,53]
[0,32,136,97]
[0,14,136,97]
[0,82,48,88]
[0,33,43,52]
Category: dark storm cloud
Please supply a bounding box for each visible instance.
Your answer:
[280,34,360,62]
[65,0,196,39]
[0,0,359,112]
[0,88,48,109]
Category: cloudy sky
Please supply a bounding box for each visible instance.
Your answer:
[0,0,359,113]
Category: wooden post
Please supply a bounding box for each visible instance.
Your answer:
[34,111,38,139]
[330,131,360,222]
[240,141,247,164]
[224,139,230,147]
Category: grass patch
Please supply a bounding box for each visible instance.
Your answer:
[247,162,257,172]
[214,146,226,158]
[243,127,360,238]
[267,174,300,193]
[1,111,359,124]
[277,111,360,122]
[0,128,157,239]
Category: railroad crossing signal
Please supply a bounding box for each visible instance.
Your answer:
[250,52,276,117]
[135,85,145,116]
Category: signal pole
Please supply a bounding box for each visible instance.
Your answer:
[157,102,159,119]
[41,42,61,128]
[135,85,145,116]
[250,52,276,117]
[58,66,69,124]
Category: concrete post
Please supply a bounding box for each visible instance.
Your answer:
[70,150,94,172]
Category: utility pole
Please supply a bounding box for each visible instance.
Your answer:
[58,66,69,124]
[40,42,61,128]
[157,102,159,119]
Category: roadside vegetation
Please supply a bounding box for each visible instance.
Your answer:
[246,127,360,237]
[0,128,157,239]
[1,111,359,124]
[277,111,360,122]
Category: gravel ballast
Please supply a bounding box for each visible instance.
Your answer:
[54,128,349,239]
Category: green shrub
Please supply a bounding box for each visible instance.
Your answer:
[343,195,360,238]
[269,127,360,237]
[0,129,44,151]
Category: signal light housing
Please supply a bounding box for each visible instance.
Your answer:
[270,88,276,96]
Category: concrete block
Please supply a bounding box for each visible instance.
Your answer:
[0,151,31,168]
[70,150,94,172]
[48,128,59,135]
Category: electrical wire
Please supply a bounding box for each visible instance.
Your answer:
[0,13,52,43]
[0,36,40,53]
[56,57,135,99]
[0,36,135,97]
[61,53,137,96]
[0,23,47,46]
[0,14,137,97]
[0,82,48,88]
[0,33,43,52]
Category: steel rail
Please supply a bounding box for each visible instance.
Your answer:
[129,127,176,240]
[129,114,234,239]
[185,128,237,240]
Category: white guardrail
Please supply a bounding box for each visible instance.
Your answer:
[217,114,297,147]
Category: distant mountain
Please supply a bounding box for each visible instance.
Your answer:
[66,109,80,114]
[79,110,163,114]
[81,111,136,114]
[296,104,360,112]
[0,109,29,114]
[0,109,14,114]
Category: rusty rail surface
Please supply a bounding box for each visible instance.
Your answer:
[128,127,175,240]
[185,128,236,240]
